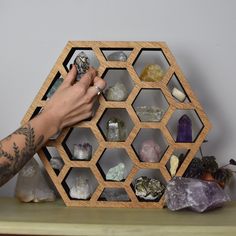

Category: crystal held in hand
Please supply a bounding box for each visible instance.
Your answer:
[74,51,90,79]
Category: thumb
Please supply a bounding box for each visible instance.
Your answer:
[64,64,77,86]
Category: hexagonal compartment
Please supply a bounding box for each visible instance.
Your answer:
[132,128,169,163]
[100,48,133,62]
[97,148,133,182]
[167,109,204,143]
[131,169,166,202]
[62,167,98,200]
[132,89,169,122]
[62,127,98,161]
[62,48,100,74]
[97,108,134,142]
[30,107,43,120]
[167,73,190,103]
[102,68,134,101]
[165,149,190,177]
[98,188,130,201]
[42,146,64,175]
[42,72,63,100]
[133,49,170,82]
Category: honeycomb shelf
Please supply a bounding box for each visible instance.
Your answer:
[21,41,211,208]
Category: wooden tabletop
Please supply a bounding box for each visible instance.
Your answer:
[0,197,235,236]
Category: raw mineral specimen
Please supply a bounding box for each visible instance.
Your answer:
[73,143,92,160]
[135,176,165,200]
[74,51,90,79]
[15,158,56,202]
[176,114,192,142]
[106,82,128,101]
[171,87,186,102]
[165,177,230,212]
[170,154,179,177]
[47,77,63,98]
[50,156,64,171]
[140,64,164,82]
[107,51,128,61]
[106,163,125,181]
[69,176,91,200]
[100,188,130,201]
[139,139,161,162]
[136,106,164,122]
[106,117,127,141]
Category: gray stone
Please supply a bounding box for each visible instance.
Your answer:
[15,158,56,202]
[69,176,91,200]
[106,82,128,101]
[106,163,125,181]
[135,176,165,200]
[136,106,164,122]
[107,51,127,61]
[100,188,130,201]
[165,177,230,212]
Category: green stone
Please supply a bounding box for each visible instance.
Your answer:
[106,163,125,181]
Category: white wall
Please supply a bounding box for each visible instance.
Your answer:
[0,0,236,199]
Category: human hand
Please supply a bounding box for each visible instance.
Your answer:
[43,65,106,132]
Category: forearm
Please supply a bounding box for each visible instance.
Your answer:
[0,111,59,186]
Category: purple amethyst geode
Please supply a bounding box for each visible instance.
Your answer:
[165,177,230,212]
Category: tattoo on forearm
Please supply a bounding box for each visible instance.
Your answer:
[0,123,44,186]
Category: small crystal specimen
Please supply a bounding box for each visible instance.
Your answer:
[100,188,130,201]
[140,64,164,82]
[135,176,165,200]
[106,82,128,101]
[69,176,91,200]
[106,117,127,141]
[47,77,63,98]
[176,114,192,142]
[170,154,179,177]
[50,156,64,171]
[73,143,92,160]
[107,51,128,61]
[139,139,161,162]
[136,106,164,122]
[171,87,186,102]
[165,177,230,212]
[15,158,56,202]
[74,51,90,79]
[106,163,125,181]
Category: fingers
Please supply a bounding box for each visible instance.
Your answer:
[63,65,77,86]
[86,77,106,97]
[76,67,97,90]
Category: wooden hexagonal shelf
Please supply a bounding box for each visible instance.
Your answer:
[21,41,211,208]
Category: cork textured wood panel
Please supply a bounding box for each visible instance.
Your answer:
[21,41,211,208]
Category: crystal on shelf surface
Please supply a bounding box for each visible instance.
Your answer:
[107,51,127,61]
[73,143,92,160]
[74,51,90,79]
[135,176,165,200]
[106,117,127,141]
[139,139,161,162]
[47,77,63,98]
[106,163,125,181]
[136,106,164,122]
[140,64,164,82]
[176,114,192,142]
[69,176,91,200]
[169,154,179,177]
[15,158,56,203]
[165,177,230,212]
[106,82,128,101]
